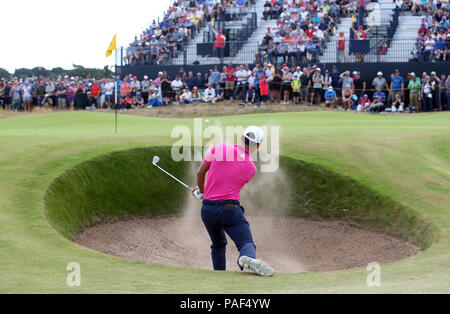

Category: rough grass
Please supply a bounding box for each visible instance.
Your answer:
[280,157,435,249]
[45,147,189,239]
[100,101,324,118]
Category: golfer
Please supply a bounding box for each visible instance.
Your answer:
[192,127,274,277]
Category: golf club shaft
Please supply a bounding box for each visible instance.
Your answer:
[154,165,193,191]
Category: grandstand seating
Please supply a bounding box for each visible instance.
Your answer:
[125,0,449,66]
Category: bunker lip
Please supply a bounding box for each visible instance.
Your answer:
[74,215,420,273]
[45,147,434,274]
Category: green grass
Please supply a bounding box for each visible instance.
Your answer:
[0,111,449,293]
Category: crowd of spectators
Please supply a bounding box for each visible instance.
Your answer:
[256,0,346,65]
[125,0,250,66]
[0,76,116,111]
[397,0,450,62]
[1,64,449,112]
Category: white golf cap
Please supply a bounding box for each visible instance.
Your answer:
[243,126,264,145]
[144,75,148,79]
[328,86,333,91]
[377,71,383,76]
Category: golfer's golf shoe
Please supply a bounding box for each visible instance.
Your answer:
[238,256,274,277]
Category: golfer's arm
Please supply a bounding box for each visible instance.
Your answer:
[197,161,210,194]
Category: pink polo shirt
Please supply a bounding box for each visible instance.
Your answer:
[203,143,257,201]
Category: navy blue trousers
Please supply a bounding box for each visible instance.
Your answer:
[201,200,256,271]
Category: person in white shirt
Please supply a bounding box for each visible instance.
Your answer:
[180,89,193,104]
[246,72,257,105]
[293,66,302,79]
[203,84,216,103]
[264,63,273,80]
[104,79,114,108]
[233,65,249,100]
[171,75,184,103]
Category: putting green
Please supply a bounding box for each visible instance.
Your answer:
[0,111,449,293]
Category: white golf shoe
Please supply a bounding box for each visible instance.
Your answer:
[238,256,274,277]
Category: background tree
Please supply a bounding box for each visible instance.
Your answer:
[0,68,10,79]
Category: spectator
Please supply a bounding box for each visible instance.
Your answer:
[213,28,226,63]
[234,65,249,100]
[214,83,225,102]
[372,71,388,92]
[390,70,404,103]
[263,1,272,20]
[430,71,441,110]
[360,94,371,112]
[369,93,385,113]
[281,65,292,104]
[147,89,162,108]
[408,72,422,112]
[311,68,324,105]
[300,67,312,105]
[271,64,283,102]
[160,72,172,105]
[342,85,354,111]
[337,31,346,62]
[180,88,193,104]
[55,82,68,110]
[133,92,145,108]
[291,74,301,104]
[259,74,269,108]
[422,75,435,112]
[322,70,332,97]
[191,87,202,103]
[140,76,150,105]
[391,94,405,113]
[171,75,184,104]
[340,71,354,91]
[203,83,216,103]
[353,72,366,103]
[90,81,101,109]
[446,75,450,110]
[225,63,236,99]
[325,86,338,108]
[186,71,198,91]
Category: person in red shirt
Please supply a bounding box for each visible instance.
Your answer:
[90,81,101,108]
[224,63,236,99]
[306,24,315,38]
[337,31,346,62]
[212,28,226,63]
[259,74,269,108]
[418,22,428,36]
[352,25,368,40]
[120,79,131,103]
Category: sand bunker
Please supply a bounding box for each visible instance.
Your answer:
[75,214,420,273]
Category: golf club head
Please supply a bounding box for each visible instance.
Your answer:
[152,156,160,166]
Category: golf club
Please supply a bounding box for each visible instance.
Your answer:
[152,156,203,199]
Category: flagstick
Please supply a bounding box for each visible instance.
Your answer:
[114,48,118,135]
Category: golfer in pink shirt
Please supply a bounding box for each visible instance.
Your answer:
[193,127,274,276]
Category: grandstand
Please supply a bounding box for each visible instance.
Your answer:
[120,0,449,79]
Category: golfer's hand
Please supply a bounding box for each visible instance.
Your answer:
[192,187,204,200]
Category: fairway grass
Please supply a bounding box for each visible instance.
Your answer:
[0,111,449,293]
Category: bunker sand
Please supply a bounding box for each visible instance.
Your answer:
[75,214,420,273]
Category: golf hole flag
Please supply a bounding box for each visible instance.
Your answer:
[106,34,117,57]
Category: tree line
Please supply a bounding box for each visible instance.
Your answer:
[0,64,114,79]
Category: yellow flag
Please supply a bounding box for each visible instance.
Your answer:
[211,18,215,27]
[106,34,117,57]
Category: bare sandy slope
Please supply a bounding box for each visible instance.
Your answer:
[75,214,420,273]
